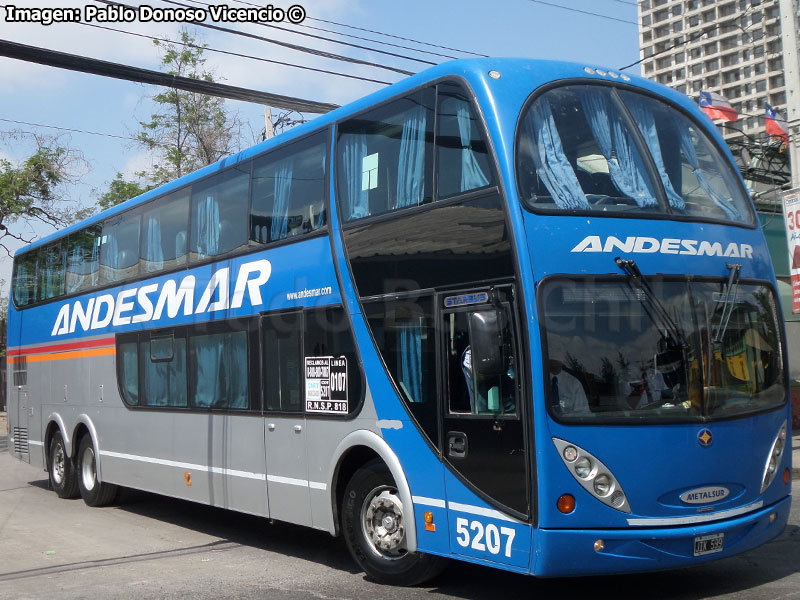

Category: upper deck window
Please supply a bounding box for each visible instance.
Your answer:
[516,85,752,225]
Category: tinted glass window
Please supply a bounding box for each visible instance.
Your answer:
[437,83,493,198]
[140,334,187,407]
[190,166,250,260]
[305,307,362,414]
[190,329,249,409]
[100,210,141,285]
[618,90,751,223]
[66,226,101,294]
[118,341,139,406]
[263,311,303,412]
[37,242,65,301]
[364,296,438,444]
[12,251,37,306]
[251,133,327,244]
[541,279,785,422]
[338,88,434,221]
[141,188,189,274]
[517,86,659,214]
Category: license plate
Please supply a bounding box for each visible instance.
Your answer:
[694,533,724,556]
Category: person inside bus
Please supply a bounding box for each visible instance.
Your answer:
[549,358,590,415]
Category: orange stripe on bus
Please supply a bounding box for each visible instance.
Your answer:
[8,347,116,363]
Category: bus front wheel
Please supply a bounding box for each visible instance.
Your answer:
[48,431,79,499]
[77,436,118,507]
[342,459,446,586]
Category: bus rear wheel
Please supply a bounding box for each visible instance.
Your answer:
[48,431,79,499]
[77,436,118,507]
[342,460,446,586]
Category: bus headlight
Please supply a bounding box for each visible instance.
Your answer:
[552,438,631,514]
[761,420,787,493]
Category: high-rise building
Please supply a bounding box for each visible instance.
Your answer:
[638,0,786,140]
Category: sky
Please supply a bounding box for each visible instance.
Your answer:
[0,0,640,293]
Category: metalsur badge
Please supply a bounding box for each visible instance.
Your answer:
[680,486,731,504]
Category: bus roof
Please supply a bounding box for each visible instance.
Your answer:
[20,57,701,255]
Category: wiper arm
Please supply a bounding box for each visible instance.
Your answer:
[713,263,742,343]
[615,257,687,347]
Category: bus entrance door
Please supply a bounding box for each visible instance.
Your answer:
[261,311,312,527]
[439,287,531,569]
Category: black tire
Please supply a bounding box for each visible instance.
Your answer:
[48,431,79,499]
[77,436,118,507]
[342,459,447,586]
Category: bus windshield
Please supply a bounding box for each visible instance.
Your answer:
[541,278,785,423]
[516,85,753,225]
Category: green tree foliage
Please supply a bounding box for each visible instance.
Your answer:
[97,172,155,211]
[137,30,243,185]
[0,133,86,254]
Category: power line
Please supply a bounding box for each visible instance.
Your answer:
[227,0,471,60]
[76,21,394,86]
[0,39,340,113]
[93,0,415,76]
[168,0,439,66]
[525,0,638,25]
[0,117,144,143]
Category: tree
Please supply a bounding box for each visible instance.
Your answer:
[97,172,155,211]
[136,30,244,185]
[0,132,87,255]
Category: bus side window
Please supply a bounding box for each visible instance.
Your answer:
[140,333,187,408]
[250,132,327,245]
[364,296,438,445]
[100,210,142,285]
[263,311,303,412]
[190,166,250,261]
[436,83,494,198]
[37,241,66,301]
[189,330,249,410]
[12,250,38,307]
[141,188,190,274]
[337,88,434,221]
[117,340,139,406]
[65,225,101,294]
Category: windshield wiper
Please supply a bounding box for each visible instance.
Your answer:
[713,263,742,344]
[615,257,687,348]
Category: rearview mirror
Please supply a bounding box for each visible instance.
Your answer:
[469,310,503,378]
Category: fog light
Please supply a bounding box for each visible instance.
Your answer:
[574,457,592,479]
[594,539,605,552]
[557,494,576,514]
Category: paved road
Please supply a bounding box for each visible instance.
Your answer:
[0,445,798,600]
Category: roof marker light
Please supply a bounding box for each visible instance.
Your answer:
[596,69,607,76]
[584,67,595,75]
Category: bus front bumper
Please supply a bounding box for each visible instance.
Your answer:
[533,496,791,577]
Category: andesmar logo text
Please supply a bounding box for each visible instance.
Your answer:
[51,259,271,336]
[571,236,753,258]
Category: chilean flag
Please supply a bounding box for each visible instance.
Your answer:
[765,103,789,142]
[699,91,738,122]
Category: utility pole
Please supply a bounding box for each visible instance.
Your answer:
[779,0,800,187]
[264,107,275,140]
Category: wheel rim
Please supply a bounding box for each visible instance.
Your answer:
[81,445,96,492]
[360,486,407,560]
[52,441,65,485]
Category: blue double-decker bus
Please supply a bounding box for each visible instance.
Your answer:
[7,58,791,584]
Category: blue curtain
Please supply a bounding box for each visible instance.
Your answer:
[145,217,164,271]
[341,133,368,220]
[624,97,686,210]
[525,99,590,209]
[192,333,248,409]
[194,195,220,256]
[579,91,655,207]
[143,341,186,407]
[398,321,422,403]
[675,120,743,222]
[396,105,427,209]
[270,157,294,241]
[455,101,490,192]
[120,343,139,404]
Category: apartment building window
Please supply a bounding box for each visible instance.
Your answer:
[770,92,786,105]
[643,30,653,43]
[644,62,655,74]
[691,63,703,76]
[687,0,699,9]
[656,56,672,69]
[655,25,670,38]
[689,47,702,59]
[720,36,738,51]
[675,52,686,63]
[768,57,783,72]
[675,83,687,94]
[642,14,652,26]
[718,2,737,17]
[756,80,767,92]
[673,21,684,33]
[703,41,718,54]
[770,74,785,88]
[721,53,740,67]
[654,8,669,22]
[706,74,720,87]
[766,39,781,53]
[701,9,716,22]
[705,58,719,71]
[688,15,700,26]
[765,22,780,36]
[675,68,686,79]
